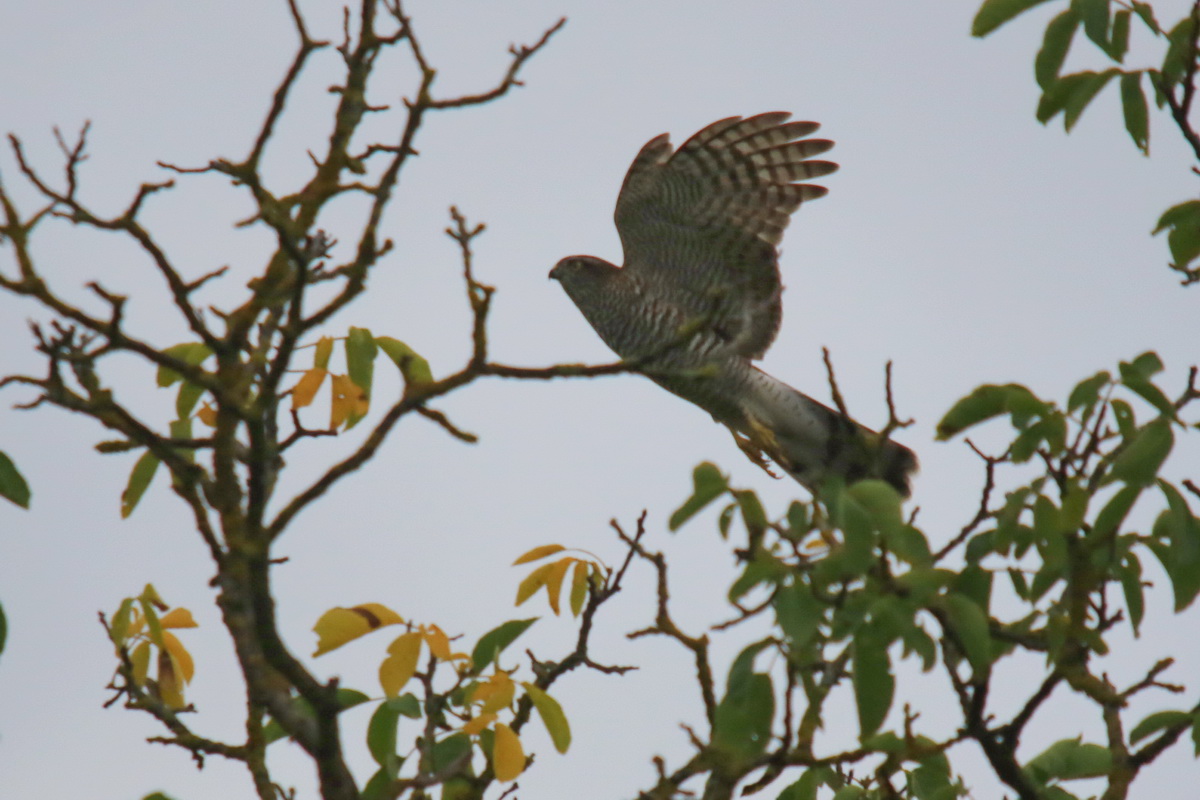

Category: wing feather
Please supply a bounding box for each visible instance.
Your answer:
[613,113,836,359]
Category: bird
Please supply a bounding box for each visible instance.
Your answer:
[549,113,917,497]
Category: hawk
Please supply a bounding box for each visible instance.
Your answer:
[550,113,917,496]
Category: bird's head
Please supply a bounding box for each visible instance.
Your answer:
[549,255,617,289]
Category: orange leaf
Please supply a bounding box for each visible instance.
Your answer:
[292,368,328,410]
[479,676,515,714]
[329,374,361,429]
[516,562,555,607]
[196,403,218,426]
[462,712,497,736]
[423,624,452,660]
[157,648,186,709]
[160,608,198,629]
[380,631,423,697]
[512,544,566,565]
[543,558,573,616]
[312,604,403,656]
[492,723,525,781]
[161,630,195,684]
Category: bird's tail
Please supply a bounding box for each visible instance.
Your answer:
[739,367,917,497]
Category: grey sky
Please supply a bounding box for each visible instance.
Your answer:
[1,1,1198,798]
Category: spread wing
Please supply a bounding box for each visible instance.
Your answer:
[613,113,836,359]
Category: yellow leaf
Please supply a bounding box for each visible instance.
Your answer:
[292,368,328,410]
[492,723,525,781]
[516,562,555,607]
[512,544,566,565]
[312,605,403,656]
[461,712,497,735]
[157,648,186,709]
[126,610,146,641]
[329,374,361,429]
[314,336,334,370]
[479,676,515,714]
[380,631,423,697]
[140,583,167,610]
[161,630,195,684]
[110,598,135,645]
[160,607,198,629]
[423,624,452,660]
[130,640,151,687]
[196,403,218,427]
[522,682,571,754]
[543,558,573,616]
[569,561,590,617]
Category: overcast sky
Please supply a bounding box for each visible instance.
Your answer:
[1,1,1198,799]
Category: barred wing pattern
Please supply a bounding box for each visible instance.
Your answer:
[613,112,837,359]
[550,114,918,496]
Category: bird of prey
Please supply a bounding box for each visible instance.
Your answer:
[550,113,916,496]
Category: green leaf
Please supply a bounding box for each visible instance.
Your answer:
[0,602,6,660]
[156,342,212,387]
[262,689,371,745]
[847,480,904,538]
[899,621,938,671]
[344,327,377,428]
[375,336,433,387]
[942,593,992,674]
[972,0,1057,36]
[1163,18,1199,85]
[1064,69,1119,131]
[1130,710,1192,744]
[1131,2,1160,33]
[1111,419,1173,486]
[775,581,823,650]
[884,524,933,567]
[0,450,31,509]
[1026,737,1112,781]
[1118,553,1145,634]
[1118,354,1174,417]
[175,379,205,419]
[1105,9,1130,61]
[729,555,786,601]
[734,489,768,535]
[1154,202,1200,269]
[1090,485,1141,541]
[1067,371,1111,413]
[776,767,834,800]
[523,683,571,753]
[712,672,774,763]
[367,699,403,772]
[786,501,809,537]
[1155,481,1200,610]
[852,625,895,737]
[470,618,537,671]
[1110,398,1137,439]
[1036,10,1079,88]
[830,785,867,800]
[427,732,472,773]
[836,490,877,577]
[1074,0,1110,50]
[361,767,392,800]
[669,462,728,530]
[141,794,178,800]
[121,451,160,518]
[952,565,994,613]
[936,383,1047,439]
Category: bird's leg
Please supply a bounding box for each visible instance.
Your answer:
[728,419,783,480]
